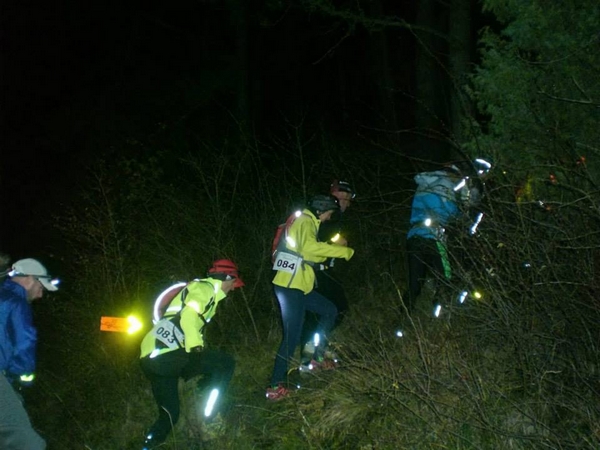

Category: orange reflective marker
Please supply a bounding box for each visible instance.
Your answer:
[100,316,129,333]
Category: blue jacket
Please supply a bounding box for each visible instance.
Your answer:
[0,279,37,376]
[407,170,464,240]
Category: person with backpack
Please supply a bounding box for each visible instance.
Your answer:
[267,195,355,401]
[405,159,491,316]
[300,180,356,367]
[140,259,244,449]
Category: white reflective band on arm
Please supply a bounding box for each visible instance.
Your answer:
[186,300,201,314]
[470,213,484,235]
[285,236,297,248]
[454,179,466,191]
[166,305,182,314]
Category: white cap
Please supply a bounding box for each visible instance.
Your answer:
[10,258,59,291]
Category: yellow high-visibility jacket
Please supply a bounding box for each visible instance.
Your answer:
[140,277,227,359]
[273,209,354,294]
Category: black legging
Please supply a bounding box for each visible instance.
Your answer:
[140,348,235,444]
[406,236,448,310]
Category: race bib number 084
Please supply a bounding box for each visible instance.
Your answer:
[273,252,301,273]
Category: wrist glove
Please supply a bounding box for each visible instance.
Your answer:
[345,248,355,261]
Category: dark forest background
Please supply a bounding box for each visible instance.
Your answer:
[1,0,600,448]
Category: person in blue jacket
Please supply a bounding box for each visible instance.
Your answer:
[406,165,467,314]
[405,159,491,315]
[0,257,59,450]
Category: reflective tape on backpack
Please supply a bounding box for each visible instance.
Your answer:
[153,282,188,324]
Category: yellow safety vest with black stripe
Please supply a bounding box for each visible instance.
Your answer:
[140,277,227,359]
[272,209,354,294]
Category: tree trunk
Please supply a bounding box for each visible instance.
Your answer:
[227,0,251,131]
[414,0,448,166]
[448,0,473,146]
[367,0,398,130]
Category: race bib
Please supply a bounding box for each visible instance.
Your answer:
[152,318,185,350]
[273,252,301,273]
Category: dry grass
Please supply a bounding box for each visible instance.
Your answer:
[26,135,600,449]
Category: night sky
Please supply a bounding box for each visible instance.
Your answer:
[1,1,421,258]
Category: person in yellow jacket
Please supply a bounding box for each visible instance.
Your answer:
[267,195,354,400]
[140,259,244,449]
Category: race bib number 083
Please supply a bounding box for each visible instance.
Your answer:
[152,319,185,349]
[273,252,301,273]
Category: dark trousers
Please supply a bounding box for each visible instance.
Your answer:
[0,373,45,450]
[140,348,235,444]
[270,285,337,385]
[315,269,348,320]
[406,236,448,310]
[301,270,347,348]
